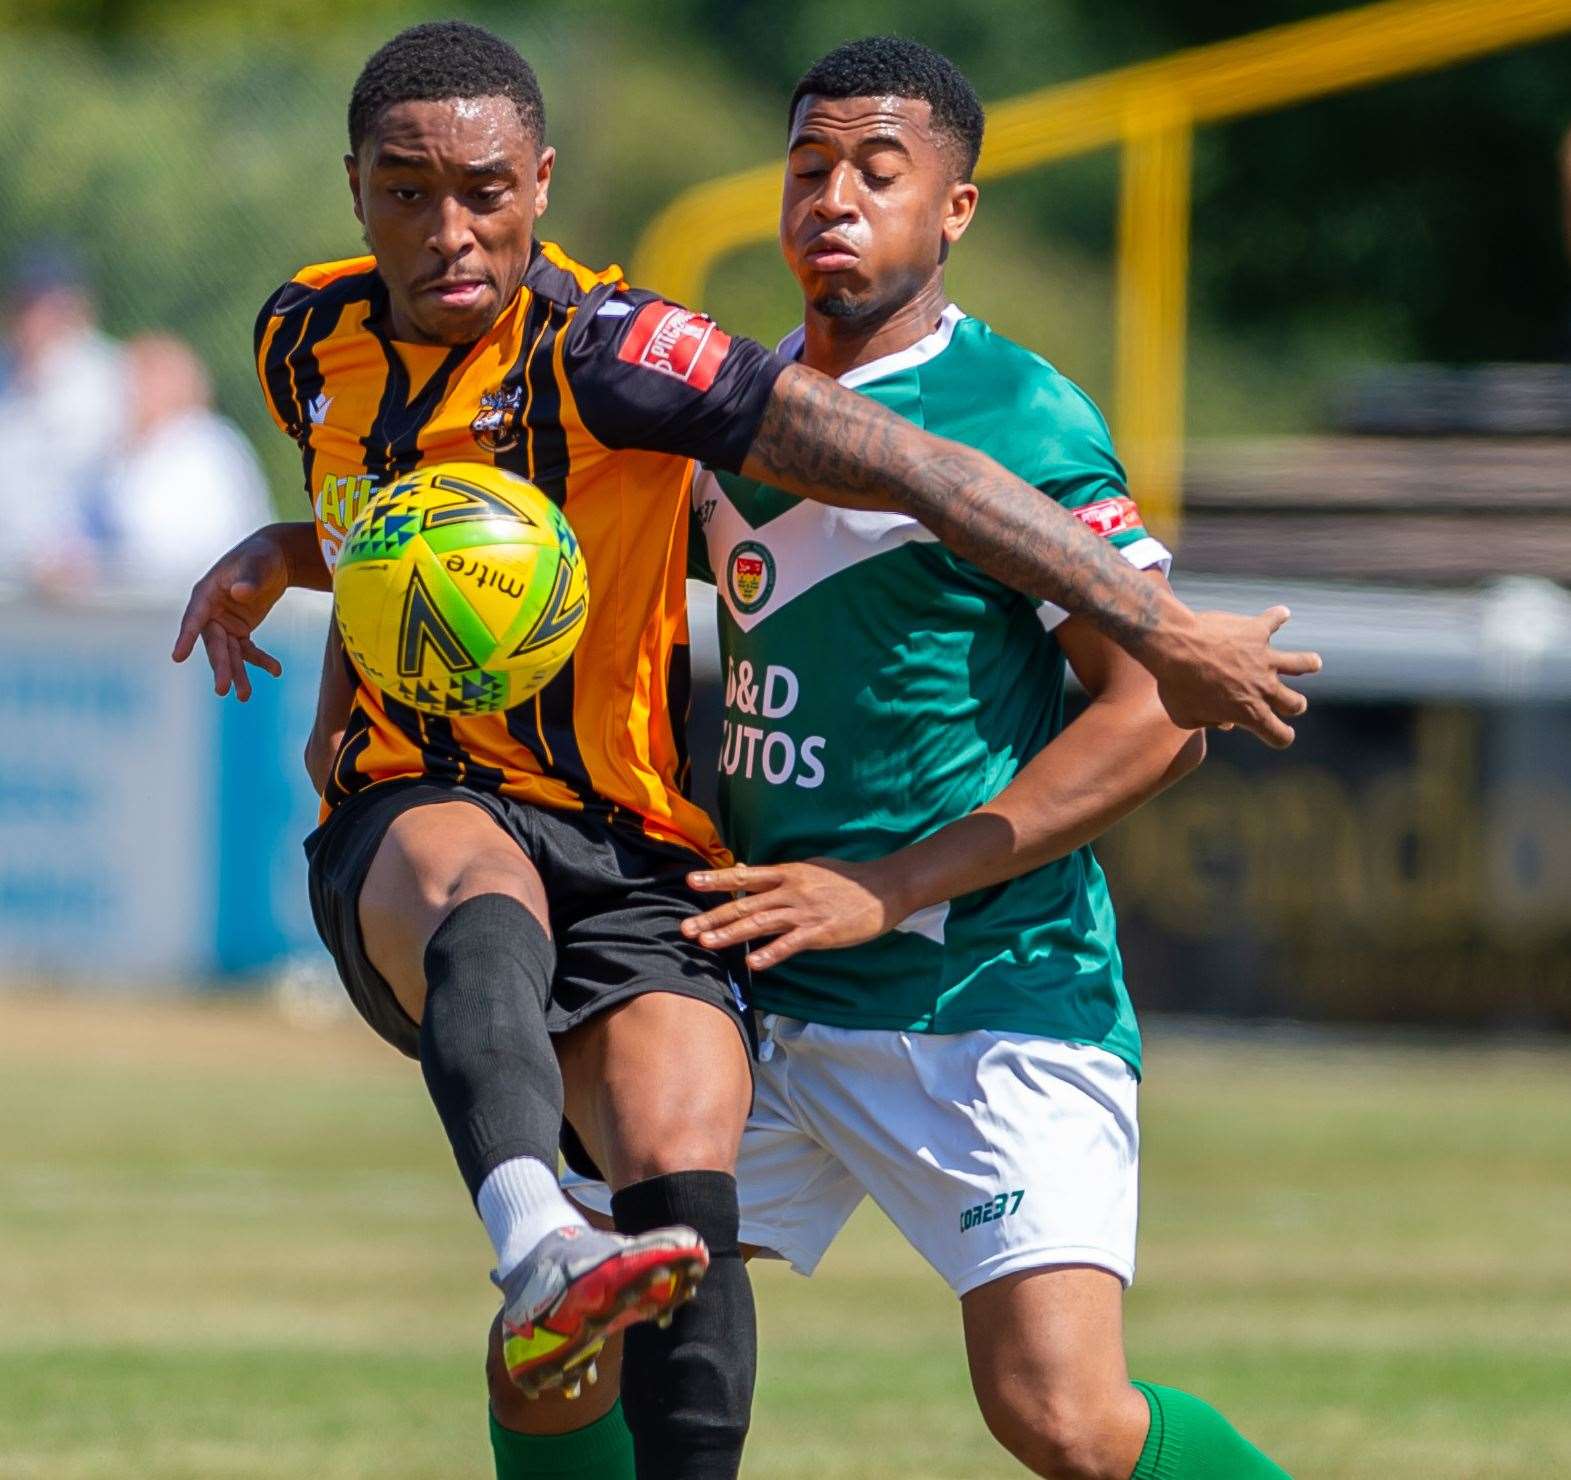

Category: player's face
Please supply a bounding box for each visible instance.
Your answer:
[348,97,554,345]
[780,95,977,323]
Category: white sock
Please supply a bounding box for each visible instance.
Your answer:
[476,1156,588,1281]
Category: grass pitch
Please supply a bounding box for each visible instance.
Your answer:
[1,992,1567,1479]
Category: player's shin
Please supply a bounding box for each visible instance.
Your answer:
[612,1172,755,1479]
[420,894,585,1264]
[1130,1383,1292,1479]
[489,1403,635,1479]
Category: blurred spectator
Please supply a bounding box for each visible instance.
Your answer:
[0,245,126,583]
[95,334,272,594]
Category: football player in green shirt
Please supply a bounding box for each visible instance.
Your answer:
[553,36,1297,1480]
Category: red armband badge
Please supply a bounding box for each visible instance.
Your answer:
[1072,496,1144,538]
[617,301,732,391]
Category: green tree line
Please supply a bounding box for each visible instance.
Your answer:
[4,0,1567,509]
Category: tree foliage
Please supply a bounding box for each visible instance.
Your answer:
[3,0,1566,507]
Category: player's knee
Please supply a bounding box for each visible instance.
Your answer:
[608,1059,751,1180]
[363,807,546,950]
[976,1382,1130,1480]
[442,859,546,929]
[379,858,542,947]
[562,996,750,1184]
[612,1107,741,1183]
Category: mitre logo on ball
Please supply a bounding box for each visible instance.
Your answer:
[333,462,589,718]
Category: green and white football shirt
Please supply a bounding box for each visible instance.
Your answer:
[693,306,1169,1074]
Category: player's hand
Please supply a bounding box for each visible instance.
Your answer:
[172,528,290,701]
[1147,605,1321,749]
[683,858,910,971]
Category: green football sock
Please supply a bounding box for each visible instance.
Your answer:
[489,1402,636,1478]
[1131,1382,1292,1479]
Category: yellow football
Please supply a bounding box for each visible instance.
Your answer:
[333,463,588,717]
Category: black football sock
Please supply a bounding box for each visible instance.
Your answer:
[419,894,562,1200]
[611,1171,754,1480]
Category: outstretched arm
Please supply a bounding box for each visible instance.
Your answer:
[683,577,1205,970]
[171,521,326,700]
[172,520,350,795]
[742,362,1319,747]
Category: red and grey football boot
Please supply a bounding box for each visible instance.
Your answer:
[496,1223,709,1398]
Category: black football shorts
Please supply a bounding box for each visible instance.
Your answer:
[304,778,752,1063]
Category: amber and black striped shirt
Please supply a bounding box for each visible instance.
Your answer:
[254,240,785,862]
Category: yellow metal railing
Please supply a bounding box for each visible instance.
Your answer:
[632,0,1571,539]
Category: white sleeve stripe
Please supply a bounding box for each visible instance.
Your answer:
[1037,535,1174,633]
[1114,535,1173,575]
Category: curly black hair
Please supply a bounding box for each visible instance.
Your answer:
[348,21,546,155]
[789,36,984,180]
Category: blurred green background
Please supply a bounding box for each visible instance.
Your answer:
[3,0,1568,505]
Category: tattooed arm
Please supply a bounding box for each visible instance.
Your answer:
[742,361,1319,748]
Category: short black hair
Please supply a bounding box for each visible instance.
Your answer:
[349,21,546,155]
[789,36,984,180]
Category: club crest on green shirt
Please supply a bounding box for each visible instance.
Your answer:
[702,309,1154,1076]
[726,540,776,613]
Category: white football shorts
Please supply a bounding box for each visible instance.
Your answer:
[564,1014,1140,1296]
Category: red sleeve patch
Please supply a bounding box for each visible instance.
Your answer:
[1072,495,1144,538]
[616,301,733,391]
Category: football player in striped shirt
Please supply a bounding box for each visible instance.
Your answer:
[175,22,1314,1480]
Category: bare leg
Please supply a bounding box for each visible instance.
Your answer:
[491,1220,767,1440]
[489,1205,624,1436]
[358,798,569,1239]
[357,801,550,1020]
[556,991,753,1189]
[963,1266,1149,1480]
[558,993,756,1478]
[358,801,649,1409]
